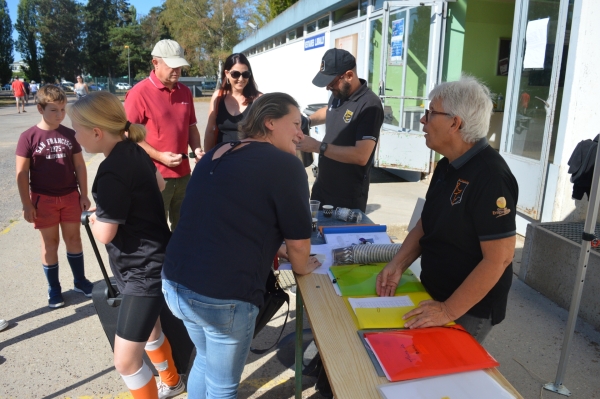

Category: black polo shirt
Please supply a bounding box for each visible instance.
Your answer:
[311,79,383,212]
[419,138,518,325]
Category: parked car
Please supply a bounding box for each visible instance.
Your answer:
[2,84,11,91]
[59,84,74,92]
[202,81,217,90]
[88,83,105,91]
[115,82,132,90]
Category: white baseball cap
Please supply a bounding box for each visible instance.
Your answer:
[151,40,190,68]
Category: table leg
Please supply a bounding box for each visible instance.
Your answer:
[295,287,303,399]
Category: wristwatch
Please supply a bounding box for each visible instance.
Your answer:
[319,142,328,156]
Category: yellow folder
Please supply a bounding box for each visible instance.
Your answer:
[344,292,434,330]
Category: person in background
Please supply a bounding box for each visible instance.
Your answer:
[203,53,261,152]
[162,93,320,398]
[74,76,89,101]
[297,49,384,213]
[376,76,518,343]
[11,76,26,114]
[23,79,31,104]
[15,85,94,308]
[69,91,185,399]
[125,39,203,231]
[30,80,39,104]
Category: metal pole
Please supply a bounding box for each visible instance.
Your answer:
[295,286,303,399]
[127,47,131,86]
[544,138,600,396]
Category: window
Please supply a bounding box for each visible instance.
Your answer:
[307,20,317,34]
[318,15,330,29]
[274,34,286,46]
[334,2,358,25]
[360,0,369,16]
[287,27,304,41]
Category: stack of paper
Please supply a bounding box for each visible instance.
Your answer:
[322,225,392,247]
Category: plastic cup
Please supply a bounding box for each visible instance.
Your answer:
[310,200,321,218]
[312,218,318,232]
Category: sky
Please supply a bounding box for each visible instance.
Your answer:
[6,0,165,60]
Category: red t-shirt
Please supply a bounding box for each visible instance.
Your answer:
[12,80,25,97]
[15,125,82,196]
[124,71,197,178]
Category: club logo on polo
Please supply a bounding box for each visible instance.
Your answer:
[343,109,354,123]
[450,179,469,205]
[493,196,511,217]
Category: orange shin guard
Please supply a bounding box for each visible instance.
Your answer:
[121,363,158,399]
[145,332,180,387]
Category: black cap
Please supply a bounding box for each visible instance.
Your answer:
[312,48,356,87]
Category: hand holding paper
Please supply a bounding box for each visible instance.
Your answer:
[403,299,455,329]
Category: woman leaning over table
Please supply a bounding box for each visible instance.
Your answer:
[162,92,321,398]
[377,76,518,343]
[203,53,262,151]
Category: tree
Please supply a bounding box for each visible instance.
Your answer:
[268,0,297,19]
[161,0,249,78]
[37,0,83,82]
[0,0,13,84]
[109,6,152,80]
[83,0,131,83]
[15,0,41,82]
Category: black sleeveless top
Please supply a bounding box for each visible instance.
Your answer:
[216,96,252,144]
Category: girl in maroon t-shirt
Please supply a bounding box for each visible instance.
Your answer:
[15,85,94,309]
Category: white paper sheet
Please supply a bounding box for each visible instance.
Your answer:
[348,296,414,315]
[378,370,516,399]
[523,17,549,69]
[277,244,336,275]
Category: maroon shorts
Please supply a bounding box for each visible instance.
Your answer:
[31,191,82,229]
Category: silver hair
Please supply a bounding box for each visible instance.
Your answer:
[428,75,493,143]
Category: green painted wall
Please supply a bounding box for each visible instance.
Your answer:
[442,0,467,83]
[462,0,515,96]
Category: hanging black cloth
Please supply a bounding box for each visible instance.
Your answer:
[568,134,600,200]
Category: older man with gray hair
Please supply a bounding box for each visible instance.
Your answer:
[125,39,204,232]
[377,76,519,343]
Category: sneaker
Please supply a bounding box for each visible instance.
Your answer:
[48,292,64,308]
[0,319,8,331]
[73,280,94,298]
[158,375,185,399]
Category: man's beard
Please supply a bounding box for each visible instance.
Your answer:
[332,81,352,101]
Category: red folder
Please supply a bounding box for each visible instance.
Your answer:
[364,326,499,382]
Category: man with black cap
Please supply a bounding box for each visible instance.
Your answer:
[297,48,383,213]
[125,39,203,232]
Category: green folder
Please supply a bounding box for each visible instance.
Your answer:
[330,264,425,296]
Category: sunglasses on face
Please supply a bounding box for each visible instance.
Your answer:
[229,70,251,79]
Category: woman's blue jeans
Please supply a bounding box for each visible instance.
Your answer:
[162,279,259,399]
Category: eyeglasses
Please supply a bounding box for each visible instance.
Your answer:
[229,70,251,79]
[327,74,345,89]
[424,108,452,122]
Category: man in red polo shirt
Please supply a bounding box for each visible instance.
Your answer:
[11,76,26,114]
[125,39,204,231]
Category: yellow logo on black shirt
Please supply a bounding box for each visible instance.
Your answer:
[343,109,354,123]
[493,196,511,217]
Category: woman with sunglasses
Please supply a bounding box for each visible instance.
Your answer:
[204,53,261,151]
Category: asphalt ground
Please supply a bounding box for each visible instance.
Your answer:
[0,97,599,398]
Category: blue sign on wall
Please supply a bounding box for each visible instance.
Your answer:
[304,33,326,51]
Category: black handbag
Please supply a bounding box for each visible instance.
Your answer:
[250,269,290,354]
